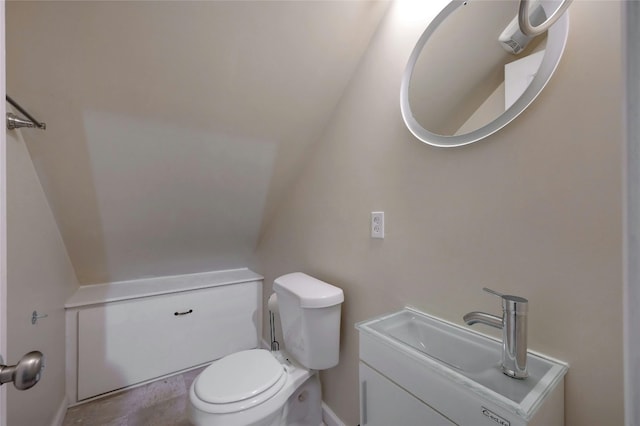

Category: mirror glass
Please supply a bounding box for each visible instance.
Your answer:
[400,0,569,147]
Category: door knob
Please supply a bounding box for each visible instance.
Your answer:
[0,351,44,390]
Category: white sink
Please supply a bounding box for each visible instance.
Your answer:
[373,310,499,374]
[357,307,568,422]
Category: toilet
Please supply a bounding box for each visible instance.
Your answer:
[188,272,344,426]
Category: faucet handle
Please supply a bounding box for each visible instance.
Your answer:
[482,287,505,298]
[482,287,528,313]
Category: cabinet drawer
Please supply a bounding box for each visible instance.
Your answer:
[77,282,258,399]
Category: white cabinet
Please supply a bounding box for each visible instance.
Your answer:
[66,269,262,403]
[360,362,455,426]
[357,308,567,426]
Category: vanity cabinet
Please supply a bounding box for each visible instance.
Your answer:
[357,308,567,426]
[360,362,454,426]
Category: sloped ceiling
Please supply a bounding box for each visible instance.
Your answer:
[6,1,390,285]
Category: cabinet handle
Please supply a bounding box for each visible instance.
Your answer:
[174,309,193,316]
[361,380,367,425]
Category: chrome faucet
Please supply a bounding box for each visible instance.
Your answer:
[463,288,529,379]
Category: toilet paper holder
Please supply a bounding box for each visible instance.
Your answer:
[31,311,48,325]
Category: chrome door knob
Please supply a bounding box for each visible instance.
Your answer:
[0,351,45,390]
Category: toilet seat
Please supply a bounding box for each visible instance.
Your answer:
[193,349,287,414]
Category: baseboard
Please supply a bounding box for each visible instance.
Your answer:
[322,402,346,426]
[51,396,68,426]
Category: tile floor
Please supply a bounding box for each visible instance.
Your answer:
[63,366,207,426]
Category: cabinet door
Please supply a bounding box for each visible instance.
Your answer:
[77,282,259,400]
[360,362,456,426]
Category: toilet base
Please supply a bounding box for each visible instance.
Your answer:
[282,373,322,425]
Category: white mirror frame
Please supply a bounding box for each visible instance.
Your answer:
[400,0,569,148]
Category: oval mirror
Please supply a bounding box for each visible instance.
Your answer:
[400,0,569,147]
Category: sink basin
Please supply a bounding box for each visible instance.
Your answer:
[357,307,568,420]
[371,310,499,375]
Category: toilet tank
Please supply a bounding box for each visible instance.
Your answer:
[273,273,344,370]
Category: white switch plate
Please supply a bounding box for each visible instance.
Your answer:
[371,212,384,239]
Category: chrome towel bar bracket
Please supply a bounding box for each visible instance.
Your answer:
[6,95,46,130]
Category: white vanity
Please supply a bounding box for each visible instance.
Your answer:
[357,308,568,426]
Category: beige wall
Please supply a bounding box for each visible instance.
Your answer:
[7,125,79,424]
[6,1,388,285]
[253,1,623,425]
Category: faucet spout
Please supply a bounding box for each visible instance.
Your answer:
[464,288,529,379]
[463,312,502,329]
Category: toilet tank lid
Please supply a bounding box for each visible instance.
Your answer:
[273,273,344,308]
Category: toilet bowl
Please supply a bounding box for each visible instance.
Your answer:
[188,273,343,426]
[188,349,319,426]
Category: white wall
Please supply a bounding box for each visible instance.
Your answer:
[6,125,79,425]
[0,2,7,423]
[254,1,624,425]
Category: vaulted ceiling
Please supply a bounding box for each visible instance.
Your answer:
[7,1,390,284]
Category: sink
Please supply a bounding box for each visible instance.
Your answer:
[371,310,499,375]
[357,307,568,421]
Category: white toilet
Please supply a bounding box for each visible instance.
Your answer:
[188,272,344,426]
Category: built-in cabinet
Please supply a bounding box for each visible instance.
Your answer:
[65,269,262,404]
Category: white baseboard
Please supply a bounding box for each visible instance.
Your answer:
[322,402,346,426]
[51,396,68,426]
